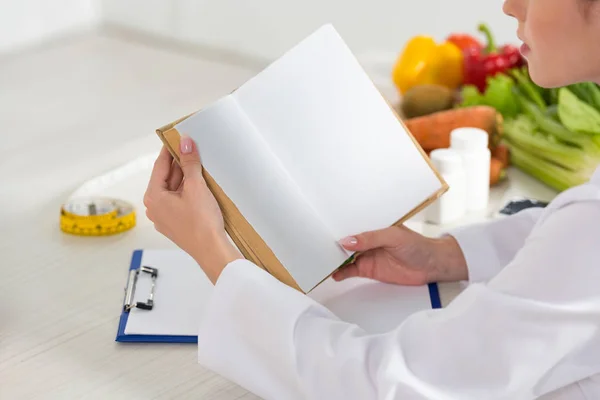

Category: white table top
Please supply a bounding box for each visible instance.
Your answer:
[0,32,559,400]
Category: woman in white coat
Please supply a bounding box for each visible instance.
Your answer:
[144,0,600,398]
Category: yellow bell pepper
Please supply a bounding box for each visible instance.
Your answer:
[392,35,464,94]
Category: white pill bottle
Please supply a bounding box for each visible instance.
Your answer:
[450,127,491,212]
[425,148,467,225]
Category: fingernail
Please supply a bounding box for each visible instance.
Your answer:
[339,236,358,247]
[180,136,193,154]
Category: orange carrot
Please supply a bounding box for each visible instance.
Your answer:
[490,157,506,186]
[404,105,502,151]
[492,143,510,168]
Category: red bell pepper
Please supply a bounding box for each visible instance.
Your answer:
[446,33,483,52]
[463,23,526,93]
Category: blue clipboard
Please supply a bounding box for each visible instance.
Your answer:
[116,250,442,343]
[115,250,197,343]
[428,282,442,309]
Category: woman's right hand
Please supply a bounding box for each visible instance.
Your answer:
[333,226,468,286]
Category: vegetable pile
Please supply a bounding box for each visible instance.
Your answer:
[392,23,525,97]
[458,68,600,191]
[391,23,600,192]
[392,23,523,187]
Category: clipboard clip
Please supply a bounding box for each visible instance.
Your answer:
[123,265,158,312]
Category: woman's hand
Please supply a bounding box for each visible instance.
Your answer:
[144,136,243,283]
[333,226,468,285]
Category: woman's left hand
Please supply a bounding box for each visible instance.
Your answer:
[144,136,243,283]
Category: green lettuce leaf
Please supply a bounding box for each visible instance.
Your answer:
[458,73,520,119]
[567,82,600,112]
[558,87,600,135]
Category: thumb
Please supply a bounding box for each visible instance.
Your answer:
[339,226,403,251]
[179,135,203,180]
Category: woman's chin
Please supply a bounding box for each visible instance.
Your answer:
[527,63,568,89]
[526,57,592,88]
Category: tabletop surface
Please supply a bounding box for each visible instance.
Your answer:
[0,31,559,400]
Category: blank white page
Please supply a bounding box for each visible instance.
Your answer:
[233,24,443,240]
[125,249,212,336]
[175,96,348,293]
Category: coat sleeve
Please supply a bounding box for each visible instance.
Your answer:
[447,207,543,283]
[197,201,600,400]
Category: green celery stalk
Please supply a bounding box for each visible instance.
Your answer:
[507,144,592,191]
[516,88,600,151]
[545,105,559,122]
[510,67,547,110]
[549,88,560,106]
[504,117,595,171]
[503,114,600,191]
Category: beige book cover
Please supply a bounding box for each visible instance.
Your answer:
[156,24,447,294]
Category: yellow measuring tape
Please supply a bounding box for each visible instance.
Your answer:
[60,197,136,236]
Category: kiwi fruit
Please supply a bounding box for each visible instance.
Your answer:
[401,84,454,119]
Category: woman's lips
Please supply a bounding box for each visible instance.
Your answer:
[520,43,530,54]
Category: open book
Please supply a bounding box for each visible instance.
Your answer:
[156,24,447,294]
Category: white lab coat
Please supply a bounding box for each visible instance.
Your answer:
[196,167,600,400]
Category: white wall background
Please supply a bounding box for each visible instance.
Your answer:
[98,0,517,63]
[2,0,518,72]
[0,0,99,53]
